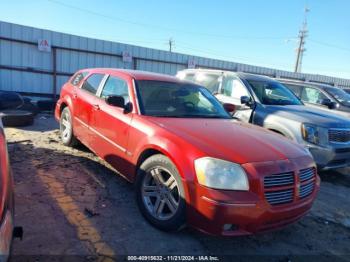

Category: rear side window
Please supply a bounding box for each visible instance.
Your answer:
[193,73,221,93]
[70,72,88,86]
[284,84,303,97]
[81,74,105,95]
[183,73,195,82]
[100,76,130,103]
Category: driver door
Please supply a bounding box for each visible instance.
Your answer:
[89,74,133,174]
[216,75,253,122]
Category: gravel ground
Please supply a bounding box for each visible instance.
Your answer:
[4,114,350,261]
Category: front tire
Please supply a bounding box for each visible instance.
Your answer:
[60,107,78,147]
[136,154,186,232]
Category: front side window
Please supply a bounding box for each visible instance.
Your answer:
[221,77,249,99]
[100,76,130,103]
[136,80,230,118]
[248,80,302,106]
[301,87,328,104]
[81,74,105,95]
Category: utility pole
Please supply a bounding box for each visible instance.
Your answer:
[168,38,174,52]
[294,7,310,73]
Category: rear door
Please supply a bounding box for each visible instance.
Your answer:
[73,73,106,147]
[216,75,254,122]
[283,83,303,98]
[90,74,134,173]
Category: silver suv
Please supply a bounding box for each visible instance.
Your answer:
[177,69,350,170]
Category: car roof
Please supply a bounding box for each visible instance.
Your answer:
[80,68,182,82]
[179,68,274,82]
[277,79,336,90]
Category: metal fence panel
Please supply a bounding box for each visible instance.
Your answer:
[1,20,350,97]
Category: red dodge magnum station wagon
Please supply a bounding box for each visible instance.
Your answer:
[55,68,320,236]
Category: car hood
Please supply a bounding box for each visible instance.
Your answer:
[147,117,310,164]
[265,105,350,128]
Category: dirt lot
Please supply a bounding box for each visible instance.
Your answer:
[5,114,350,261]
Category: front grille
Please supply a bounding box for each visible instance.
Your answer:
[299,167,315,182]
[299,181,314,199]
[335,148,350,154]
[264,168,316,206]
[265,189,294,205]
[329,129,350,143]
[264,172,294,188]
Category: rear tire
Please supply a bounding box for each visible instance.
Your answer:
[60,107,78,147]
[135,154,186,232]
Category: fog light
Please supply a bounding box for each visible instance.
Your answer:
[223,224,238,231]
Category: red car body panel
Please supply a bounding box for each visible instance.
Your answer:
[55,68,320,236]
[0,120,14,256]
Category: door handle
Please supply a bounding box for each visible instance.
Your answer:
[92,104,100,110]
[72,93,78,99]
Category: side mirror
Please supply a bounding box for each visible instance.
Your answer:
[223,103,236,113]
[329,102,339,109]
[240,96,252,106]
[105,95,133,113]
[320,98,338,109]
[106,95,125,108]
[0,91,23,110]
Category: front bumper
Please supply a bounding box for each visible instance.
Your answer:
[0,210,13,259]
[187,157,320,236]
[308,144,350,170]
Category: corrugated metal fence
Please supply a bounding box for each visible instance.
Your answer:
[1,20,350,99]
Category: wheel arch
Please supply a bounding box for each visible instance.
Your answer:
[133,143,194,204]
[57,95,74,119]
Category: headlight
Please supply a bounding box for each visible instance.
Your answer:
[301,124,319,145]
[301,124,329,146]
[194,157,249,191]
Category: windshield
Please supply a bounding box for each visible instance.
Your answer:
[247,80,303,106]
[325,87,350,106]
[135,80,230,118]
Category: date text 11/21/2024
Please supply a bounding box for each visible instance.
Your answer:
[127,256,220,261]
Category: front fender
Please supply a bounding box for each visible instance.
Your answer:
[132,135,203,205]
[263,116,302,143]
[55,94,75,121]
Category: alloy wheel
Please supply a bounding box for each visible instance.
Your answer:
[60,110,72,140]
[142,166,180,221]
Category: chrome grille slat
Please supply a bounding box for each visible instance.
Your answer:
[300,184,313,191]
[299,168,315,182]
[299,182,315,198]
[264,172,294,189]
[264,168,316,206]
[265,189,294,205]
[265,190,293,197]
[265,177,294,181]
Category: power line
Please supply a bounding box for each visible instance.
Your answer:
[175,41,293,68]
[308,39,350,52]
[46,0,292,41]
